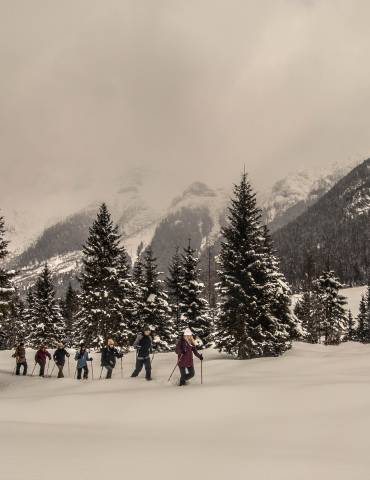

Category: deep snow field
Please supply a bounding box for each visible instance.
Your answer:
[2,340,370,480]
[0,286,368,480]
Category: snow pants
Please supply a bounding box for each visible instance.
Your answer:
[131,357,151,380]
[57,364,64,378]
[38,362,46,377]
[16,362,27,376]
[179,366,195,386]
[77,366,88,379]
[105,365,114,379]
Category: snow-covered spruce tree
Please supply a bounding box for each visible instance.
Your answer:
[27,264,65,348]
[313,270,347,345]
[179,242,211,344]
[115,247,135,347]
[357,294,369,342]
[4,290,26,347]
[261,225,299,340]
[76,203,131,348]
[23,288,36,345]
[61,283,80,347]
[215,173,291,359]
[166,247,183,337]
[140,246,174,350]
[130,248,146,335]
[0,216,15,348]
[346,310,356,342]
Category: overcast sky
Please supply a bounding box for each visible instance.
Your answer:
[1,0,370,228]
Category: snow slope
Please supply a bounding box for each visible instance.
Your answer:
[2,341,370,480]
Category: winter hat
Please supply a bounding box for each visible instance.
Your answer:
[183,328,193,336]
[57,343,63,348]
[107,339,115,346]
[143,325,151,332]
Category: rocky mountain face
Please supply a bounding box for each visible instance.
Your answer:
[272,159,370,288]
[7,162,355,296]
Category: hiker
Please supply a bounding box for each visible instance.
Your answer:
[75,344,93,380]
[175,328,203,386]
[131,326,154,381]
[101,339,123,379]
[35,345,52,377]
[12,341,28,376]
[53,343,70,378]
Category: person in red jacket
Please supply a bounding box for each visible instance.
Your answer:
[35,345,52,377]
[175,328,203,386]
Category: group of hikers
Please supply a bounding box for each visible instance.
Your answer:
[11,326,204,386]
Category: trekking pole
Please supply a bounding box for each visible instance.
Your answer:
[67,357,70,377]
[31,363,37,376]
[12,365,16,376]
[99,367,103,380]
[91,360,94,381]
[168,355,182,382]
[49,363,56,378]
[120,357,123,379]
[201,359,203,385]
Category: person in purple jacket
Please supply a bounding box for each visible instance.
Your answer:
[175,328,203,386]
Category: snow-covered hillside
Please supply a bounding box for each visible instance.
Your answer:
[2,341,370,480]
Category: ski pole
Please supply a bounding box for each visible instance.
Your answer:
[91,360,94,381]
[74,367,77,379]
[168,355,182,382]
[99,367,103,380]
[120,357,123,379]
[31,363,37,376]
[49,363,56,378]
[201,359,203,385]
[67,357,70,377]
[12,365,16,376]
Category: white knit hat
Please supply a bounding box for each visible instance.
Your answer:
[183,328,193,336]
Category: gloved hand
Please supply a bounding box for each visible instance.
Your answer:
[89,358,93,362]
[199,354,204,361]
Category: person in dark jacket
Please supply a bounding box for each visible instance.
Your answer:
[175,328,203,386]
[53,343,70,378]
[75,344,92,380]
[101,339,123,379]
[131,326,154,381]
[12,342,27,376]
[35,345,52,377]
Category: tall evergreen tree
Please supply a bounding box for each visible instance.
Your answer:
[140,246,174,350]
[27,264,64,347]
[313,270,347,345]
[215,173,291,359]
[357,294,369,342]
[76,204,131,348]
[346,310,356,342]
[0,216,15,347]
[179,242,211,344]
[166,247,183,336]
[130,248,146,335]
[61,283,80,347]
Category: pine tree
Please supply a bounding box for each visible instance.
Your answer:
[76,203,130,348]
[0,216,15,347]
[130,248,146,335]
[27,264,64,348]
[215,173,291,359]
[61,283,80,347]
[313,270,347,345]
[23,288,36,345]
[166,247,183,337]
[346,310,356,342]
[179,242,211,344]
[140,246,174,350]
[357,294,369,342]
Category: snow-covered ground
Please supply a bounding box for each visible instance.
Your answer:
[2,341,370,480]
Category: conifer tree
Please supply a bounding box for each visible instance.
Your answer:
[179,242,211,344]
[23,288,36,345]
[130,248,146,335]
[27,264,64,348]
[313,270,347,345]
[61,284,80,347]
[77,204,131,348]
[357,294,369,342]
[140,246,174,350]
[0,216,15,346]
[215,173,291,359]
[166,247,183,336]
[346,310,356,342]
